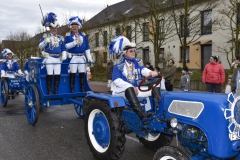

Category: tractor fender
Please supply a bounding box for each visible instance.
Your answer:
[84,92,126,108]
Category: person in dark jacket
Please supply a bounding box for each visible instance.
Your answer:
[162,59,176,91]
[154,66,160,73]
[179,67,190,91]
[107,59,113,91]
[145,62,154,71]
[231,56,240,93]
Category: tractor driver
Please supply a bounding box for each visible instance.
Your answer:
[109,36,159,123]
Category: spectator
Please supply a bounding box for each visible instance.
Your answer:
[162,59,176,91]
[231,56,240,68]
[145,62,154,71]
[179,67,190,91]
[231,56,240,93]
[106,59,113,91]
[225,78,231,94]
[86,66,91,81]
[154,67,160,73]
[202,56,225,93]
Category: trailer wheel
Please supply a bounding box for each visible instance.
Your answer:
[138,132,173,151]
[84,100,125,160]
[25,84,40,125]
[74,103,84,119]
[0,78,8,107]
[153,146,189,160]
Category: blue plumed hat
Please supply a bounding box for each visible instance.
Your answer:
[41,12,59,28]
[1,48,14,57]
[68,16,82,29]
[109,36,136,56]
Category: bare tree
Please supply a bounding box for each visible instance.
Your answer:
[217,0,240,68]
[4,30,32,67]
[169,0,221,68]
[133,0,176,67]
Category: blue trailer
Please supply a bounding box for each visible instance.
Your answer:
[24,58,92,125]
[0,74,27,107]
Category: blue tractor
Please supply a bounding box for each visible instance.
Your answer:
[83,74,240,159]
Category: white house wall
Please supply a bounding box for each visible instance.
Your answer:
[85,0,235,69]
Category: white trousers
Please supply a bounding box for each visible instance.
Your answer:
[5,73,15,78]
[45,57,61,75]
[69,56,86,73]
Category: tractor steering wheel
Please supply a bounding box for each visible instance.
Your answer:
[138,74,162,92]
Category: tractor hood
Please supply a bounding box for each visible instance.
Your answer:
[160,91,240,158]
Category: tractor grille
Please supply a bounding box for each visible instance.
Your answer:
[168,100,204,118]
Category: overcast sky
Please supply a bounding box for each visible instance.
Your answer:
[0,0,124,42]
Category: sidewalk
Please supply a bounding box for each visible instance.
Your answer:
[88,81,110,93]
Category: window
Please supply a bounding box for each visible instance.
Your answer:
[158,19,165,39]
[116,27,120,36]
[237,3,240,27]
[159,48,164,62]
[103,31,107,46]
[95,32,99,47]
[201,10,212,34]
[103,52,107,63]
[126,26,132,41]
[180,15,190,37]
[95,51,99,65]
[143,22,149,41]
[143,48,149,63]
[180,46,190,62]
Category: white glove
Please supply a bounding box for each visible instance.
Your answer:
[1,70,5,77]
[18,70,24,75]
[68,53,72,58]
[88,58,93,63]
[44,37,51,45]
[73,40,78,46]
[61,55,67,61]
[24,70,28,75]
[42,51,50,58]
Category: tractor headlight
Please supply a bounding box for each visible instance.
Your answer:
[167,117,178,128]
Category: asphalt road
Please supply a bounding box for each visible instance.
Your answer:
[0,93,157,160]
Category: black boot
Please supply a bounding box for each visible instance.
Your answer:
[79,73,85,92]
[125,87,153,121]
[46,75,53,94]
[69,73,76,93]
[54,75,60,94]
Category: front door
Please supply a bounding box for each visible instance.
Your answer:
[201,45,212,70]
[143,49,149,64]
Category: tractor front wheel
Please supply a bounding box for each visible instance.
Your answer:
[84,100,125,160]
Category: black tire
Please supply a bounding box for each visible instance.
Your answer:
[153,146,190,160]
[138,132,173,151]
[84,100,126,160]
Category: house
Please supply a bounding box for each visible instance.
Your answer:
[81,0,238,70]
